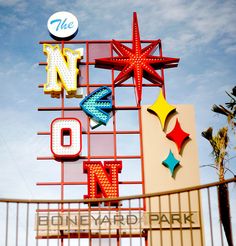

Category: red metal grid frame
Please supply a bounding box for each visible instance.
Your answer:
[37,39,165,211]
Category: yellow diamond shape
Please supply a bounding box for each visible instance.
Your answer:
[147,90,176,129]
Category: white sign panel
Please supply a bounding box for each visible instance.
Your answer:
[47,11,79,40]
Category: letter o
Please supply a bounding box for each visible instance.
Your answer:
[51,118,82,159]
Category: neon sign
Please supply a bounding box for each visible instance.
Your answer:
[50,118,82,159]
[43,44,82,98]
[83,161,122,203]
[47,11,79,40]
[41,11,182,202]
[95,12,179,104]
[36,12,204,245]
[80,86,112,128]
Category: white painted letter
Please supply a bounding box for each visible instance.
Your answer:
[51,118,82,159]
[43,44,82,98]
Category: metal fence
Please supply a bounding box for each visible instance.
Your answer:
[0,177,235,246]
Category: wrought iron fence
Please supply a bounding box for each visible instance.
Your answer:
[0,177,235,246]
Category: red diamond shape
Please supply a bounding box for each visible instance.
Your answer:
[166,119,190,153]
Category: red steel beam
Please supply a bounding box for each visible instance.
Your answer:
[37,155,141,160]
[36,181,142,186]
[37,130,140,135]
[39,40,157,44]
[38,106,140,111]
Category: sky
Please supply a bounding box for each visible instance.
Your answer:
[0,0,236,200]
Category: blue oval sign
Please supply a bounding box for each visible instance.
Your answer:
[47,11,78,40]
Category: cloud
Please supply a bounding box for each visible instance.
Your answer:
[134,1,236,55]
[2,0,235,54]
[0,0,22,7]
[0,0,27,13]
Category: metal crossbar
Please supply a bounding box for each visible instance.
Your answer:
[0,177,235,246]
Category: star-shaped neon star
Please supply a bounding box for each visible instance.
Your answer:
[95,12,179,104]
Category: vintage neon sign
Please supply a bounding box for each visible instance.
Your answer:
[35,13,205,245]
[83,161,122,203]
[47,11,79,40]
[43,40,121,200]
[95,12,179,104]
[43,39,122,200]
[80,86,112,129]
[50,118,82,159]
[43,44,82,98]
[42,11,185,203]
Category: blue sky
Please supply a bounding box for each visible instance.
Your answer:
[0,0,236,199]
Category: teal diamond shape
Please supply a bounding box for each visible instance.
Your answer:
[162,150,180,177]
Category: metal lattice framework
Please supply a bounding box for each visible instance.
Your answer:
[37,39,169,202]
[36,38,170,243]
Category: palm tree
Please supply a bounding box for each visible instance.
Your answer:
[201,86,235,246]
[212,86,236,131]
[201,127,228,181]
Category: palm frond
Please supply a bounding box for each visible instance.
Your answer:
[212,104,231,116]
[201,127,213,141]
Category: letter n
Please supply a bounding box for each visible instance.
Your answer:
[43,44,81,98]
[83,161,122,205]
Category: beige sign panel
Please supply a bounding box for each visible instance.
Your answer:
[142,105,201,193]
[141,105,204,246]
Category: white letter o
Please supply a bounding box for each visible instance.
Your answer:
[51,118,82,159]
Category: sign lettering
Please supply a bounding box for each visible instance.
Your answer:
[50,18,74,32]
[47,11,79,40]
[43,44,82,98]
[50,118,82,159]
[35,211,200,233]
[83,161,122,203]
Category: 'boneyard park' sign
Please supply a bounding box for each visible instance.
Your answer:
[36,211,200,234]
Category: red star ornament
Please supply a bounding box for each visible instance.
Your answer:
[95,12,180,104]
[166,118,190,153]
